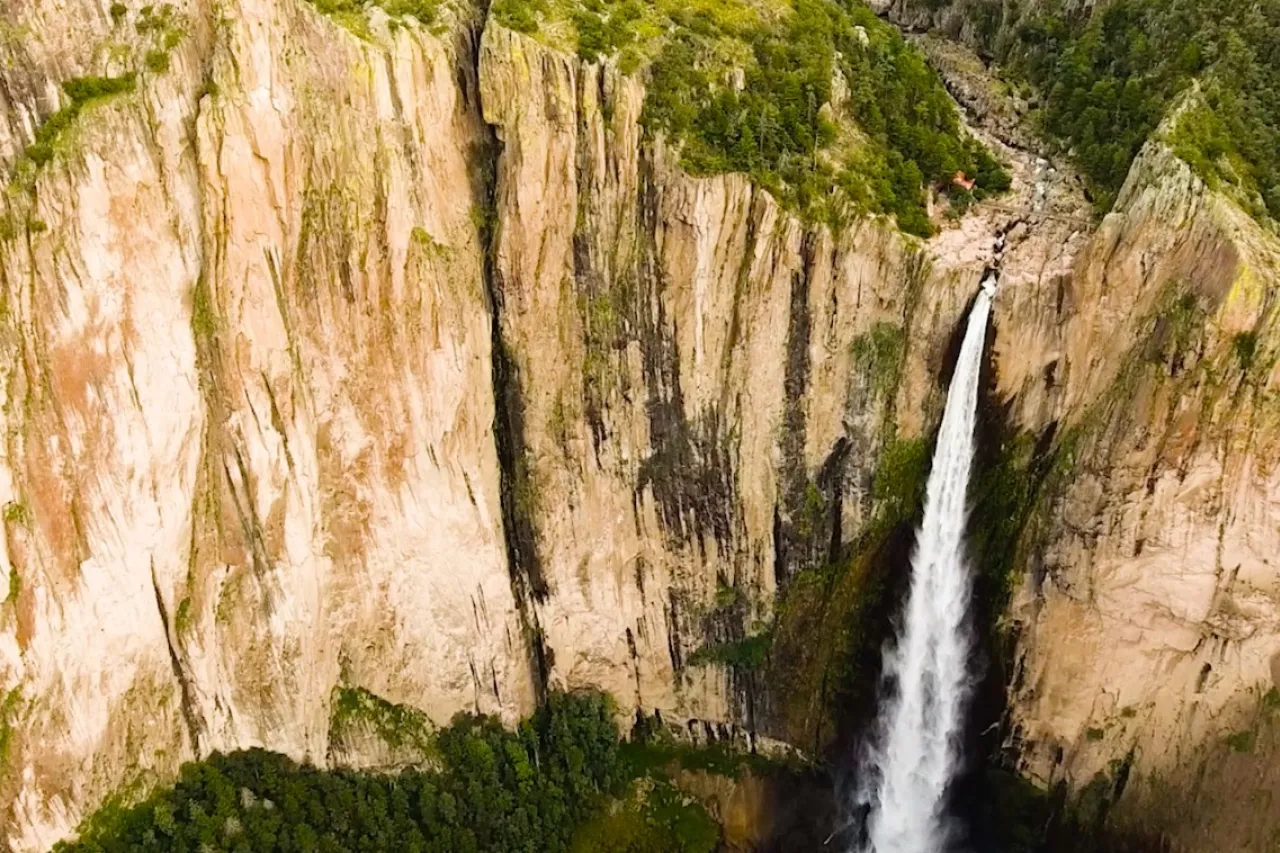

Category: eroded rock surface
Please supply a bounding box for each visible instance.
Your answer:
[0,1,1276,850]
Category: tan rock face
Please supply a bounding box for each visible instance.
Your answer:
[0,2,534,848]
[1001,144,1280,848]
[1,0,1275,849]
[479,22,920,724]
[2,4,1040,841]
[476,24,1081,751]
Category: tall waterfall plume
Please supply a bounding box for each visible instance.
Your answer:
[859,274,995,853]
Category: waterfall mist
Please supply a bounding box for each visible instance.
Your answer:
[857,276,995,853]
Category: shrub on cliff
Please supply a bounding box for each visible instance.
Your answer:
[488,0,1011,237]
[21,74,136,168]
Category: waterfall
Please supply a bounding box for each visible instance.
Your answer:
[859,274,995,853]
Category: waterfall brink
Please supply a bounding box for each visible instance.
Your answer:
[860,276,995,853]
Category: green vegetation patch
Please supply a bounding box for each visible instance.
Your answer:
[304,0,441,38]
[5,569,18,605]
[852,322,907,400]
[329,685,437,753]
[3,500,29,525]
[133,5,185,74]
[1224,729,1256,753]
[570,777,718,853]
[173,596,192,634]
[56,691,627,853]
[642,0,1009,235]
[190,277,218,341]
[566,716,811,853]
[489,0,1009,236]
[767,552,881,748]
[764,424,936,750]
[686,630,772,669]
[1231,330,1259,370]
[871,436,930,529]
[18,75,136,171]
[492,0,665,58]
[966,431,1048,618]
[976,0,1280,220]
[491,0,545,34]
[0,688,20,772]
[9,4,188,184]
[622,717,796,780]
[144,50,170,73]
[55,691,766,853]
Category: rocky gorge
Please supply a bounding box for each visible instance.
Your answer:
[0,0,1278,850]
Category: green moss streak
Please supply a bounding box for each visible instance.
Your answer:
[871,437,929,531]
[852,322,907,402]
[329,685,437,753]
[0,688,22,774]
[17,75,136,172]
[304,0,440,39]
[3,500,29,525]
[686,631,772,669]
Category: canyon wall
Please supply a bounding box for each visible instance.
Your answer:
[1,0,1278,850]
[0,3,1014,847]
[871,1,1280,845]
[0,2,533,848]
[1000,140,1280,850]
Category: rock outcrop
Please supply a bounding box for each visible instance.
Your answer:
[1001,140,1280,850]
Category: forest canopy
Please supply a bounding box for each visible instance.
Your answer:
[52,692,721,853]
[492,0,1012,237]
[967,0,1279,219]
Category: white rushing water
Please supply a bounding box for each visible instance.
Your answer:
[860,275,995,853]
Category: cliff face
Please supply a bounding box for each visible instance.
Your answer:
[1,0,1277,850]
[0,2,533,848]
[870,4,1280,848]
[1000,141,1280,849]
[477,22,951,732]
[0,3,1004,846]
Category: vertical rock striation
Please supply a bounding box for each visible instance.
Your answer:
[3,0,1274,849]
[1,5,1003,845]
[1000,141,1280,849]
[0,2,535,847]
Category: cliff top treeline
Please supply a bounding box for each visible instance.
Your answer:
[482,0,1279,228]
[485,0,1010,236]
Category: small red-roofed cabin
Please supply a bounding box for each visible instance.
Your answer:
[952,171,976,191]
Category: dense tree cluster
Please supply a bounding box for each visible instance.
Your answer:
[55,692,641,853]
[644,0,1010,236]
[995,0,1280,218]
[491,0,1011,236]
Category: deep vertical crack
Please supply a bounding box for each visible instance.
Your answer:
[472,21,550,704]
[149,559,204,752]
